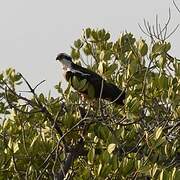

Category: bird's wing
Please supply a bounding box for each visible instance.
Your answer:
[66,66,103,98]
[72,64,103,79]
[66,66,125,104]
[67,69,102,87]
[70,69,91,78]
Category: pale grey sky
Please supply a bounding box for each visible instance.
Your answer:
[0,0,179,94]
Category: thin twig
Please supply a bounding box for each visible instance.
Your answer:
[173,0,180,13]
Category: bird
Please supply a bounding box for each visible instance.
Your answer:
[56,53,125,105]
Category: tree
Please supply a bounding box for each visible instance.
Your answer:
[0,25,180,179]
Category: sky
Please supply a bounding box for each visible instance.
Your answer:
[0,0,179,95]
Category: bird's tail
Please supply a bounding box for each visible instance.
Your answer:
[102,82,125,105]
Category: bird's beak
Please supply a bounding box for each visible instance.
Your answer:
[56,53,61,61]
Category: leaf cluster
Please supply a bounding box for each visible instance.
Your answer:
[0,28,180,179]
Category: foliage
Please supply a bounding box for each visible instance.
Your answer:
[0,27,180,179]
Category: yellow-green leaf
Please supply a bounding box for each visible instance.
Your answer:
[97,163,102,175]
[107,143,116,154]
[98,61,104,74]
[155,127,162,140]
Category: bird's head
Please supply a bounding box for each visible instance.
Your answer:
[56,53,72,70]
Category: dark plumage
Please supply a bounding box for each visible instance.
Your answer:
[56,53,125,105]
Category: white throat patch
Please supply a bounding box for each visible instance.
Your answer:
[60,59,90,76]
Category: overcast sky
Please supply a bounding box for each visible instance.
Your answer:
[0,0,179,95]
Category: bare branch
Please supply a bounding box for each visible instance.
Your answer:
[173,0,180,13]
[139,8,179,41]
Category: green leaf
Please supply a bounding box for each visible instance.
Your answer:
[88,148,95,164]
[100,164,111,177]
[87,83,95,98]
[105,32,110,41]
[159,56,166,68]
[74,39,83,49]
[175,170,180,180]
[158,75,168,90]
[91,30,98,42]
[39,93,45,103]
[71,76,80,90]
[83,44,91,55]
[111,155,118,170]
[122,158,134,176]
[0,73,4,81]
[174,61,180,77]
[155,137,165,148]
[101,150,110,163]
[6,68,14,77]
[172,77,178,85]
[99,125,109,141]
[138,165,152,174]
[30,135,39,148]
[85,28,91,38]
[71,48,80,59]
[8,138,19,153]
[78,79,88,91]
[105,63,118,76]
[151,42,171,59]
[137,39,148,56]
[13,73,21,82]
[164,42,171,52]
[13,142,19,153]
[171,167,177,180]
[159,169,170,180]
[98,29,106,40]
[54,82,63,94]
[150,164,158,177]
[63,113,75,128]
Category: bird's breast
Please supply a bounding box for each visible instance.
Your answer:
[65,71,73,81]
